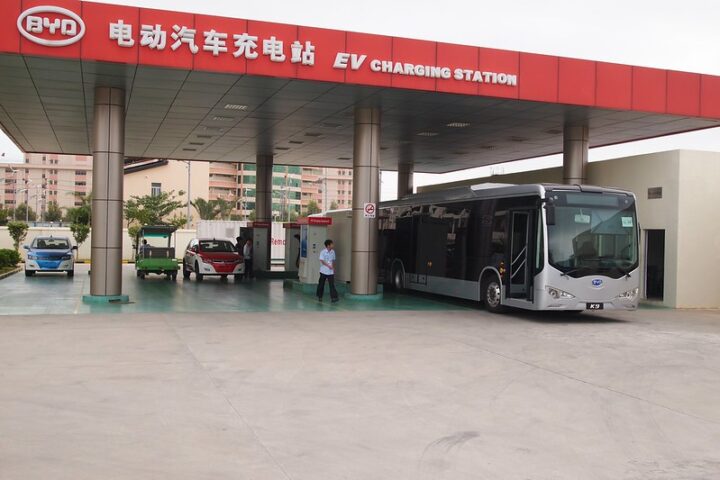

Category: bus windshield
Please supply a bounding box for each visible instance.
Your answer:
[546,192,638,279]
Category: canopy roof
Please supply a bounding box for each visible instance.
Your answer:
[1,1,719,173]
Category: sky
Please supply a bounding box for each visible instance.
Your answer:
[3,0,720,199]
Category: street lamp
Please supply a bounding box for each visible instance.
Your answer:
[181,160,191,229]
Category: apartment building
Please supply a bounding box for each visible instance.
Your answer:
[2,154,352,222]
[301,167,354,212]
[0,154,92,214]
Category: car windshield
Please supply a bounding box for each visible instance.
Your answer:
[199,240,236,253]
[32,238,70,250]
[546,192,638,279]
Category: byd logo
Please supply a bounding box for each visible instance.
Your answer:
[591,278,604,288]
[17,6,86,47]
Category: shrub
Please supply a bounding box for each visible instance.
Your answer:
[7,221,28,251]
[0,249,21,268]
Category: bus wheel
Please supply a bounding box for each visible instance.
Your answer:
[392,267,405,292]
[482,277,506,313]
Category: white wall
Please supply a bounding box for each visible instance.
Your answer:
[675,151,720,308]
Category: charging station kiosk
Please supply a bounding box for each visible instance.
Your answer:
[297,216,332,284]
[283,222,301,272]
[249,221,270,272]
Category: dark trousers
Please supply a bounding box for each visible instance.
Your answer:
[244,258,253,278]
[317,273,338,300]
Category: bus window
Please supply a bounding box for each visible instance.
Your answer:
[491,211,507,254]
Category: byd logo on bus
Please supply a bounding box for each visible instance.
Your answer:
[17,6,86,47]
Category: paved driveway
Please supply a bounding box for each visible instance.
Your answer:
[1,306,719,479]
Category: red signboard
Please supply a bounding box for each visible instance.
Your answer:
[249,221,270,228]
[0,0,718,119]
[296,216,332,226]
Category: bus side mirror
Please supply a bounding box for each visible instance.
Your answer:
[546,204,556,226]
[23,245,29,250]
[72,245,78,250]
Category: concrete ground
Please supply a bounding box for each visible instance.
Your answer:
[1,269,720,479]
[0,265,468,315]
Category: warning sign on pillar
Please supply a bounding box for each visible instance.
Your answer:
[363,202,376,218]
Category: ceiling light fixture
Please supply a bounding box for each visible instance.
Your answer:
[212,116,235,121]
[446,122,470,128]
[416,131,439,137]
[224,104,248,111]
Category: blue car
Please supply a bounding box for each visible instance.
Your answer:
[23,236,77,277]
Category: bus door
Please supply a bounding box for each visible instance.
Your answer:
[508,210,534,299]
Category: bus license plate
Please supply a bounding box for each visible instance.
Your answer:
[587,303,604,310]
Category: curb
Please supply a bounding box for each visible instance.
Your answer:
[0,267,22,280]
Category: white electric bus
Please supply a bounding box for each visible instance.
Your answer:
[378,183,640,312]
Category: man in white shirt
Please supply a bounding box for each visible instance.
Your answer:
[317,239,339,303]
[242,238,253,279]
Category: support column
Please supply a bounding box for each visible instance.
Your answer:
[85,87,127,303]
[563,124,589,185]
[254,154,273,271]
[397,163,414,198]
[397,141,414,198]
[351,107,381,296]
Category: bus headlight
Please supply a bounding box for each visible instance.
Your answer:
[616,288,639,301]
[546,286,575,299]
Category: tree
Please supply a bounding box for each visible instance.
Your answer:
[249,210,256,221]
[124,191,185,227]
[191,198,220,220]
[306,200,321,215]
[214,198,235,220]
[0,207,10,226]
[7,221,28,251]
[289,210,299,222]
[45,201,63,222]
[13,203,36,222]
[70,223,90,250]
[66,194,92,250]
[330,201,339,210]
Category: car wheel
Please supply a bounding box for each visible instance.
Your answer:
[139,272,145,279]
[234,274,242,282]
[171,272,177,281]
[195,262,203,282]
[220,275,228,281]
[25,269,35,277]
[182,261,191,279]
[67,270,74,277]
[482,277,507,314]
[136,270,142,278]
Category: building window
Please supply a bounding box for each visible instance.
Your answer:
[75,170,86,176]
[75,181,87,187]
[151,183,162,197]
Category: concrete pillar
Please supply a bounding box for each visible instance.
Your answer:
[254,154,273,271]
[563,124,589,184]
[255,154,273,223]
[397,163,414,198]
[86,87,127,302]
[351,107,381,296]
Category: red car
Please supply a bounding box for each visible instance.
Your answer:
[182,238,244,281]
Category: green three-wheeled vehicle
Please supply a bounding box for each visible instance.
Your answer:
[135,225,180,281]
